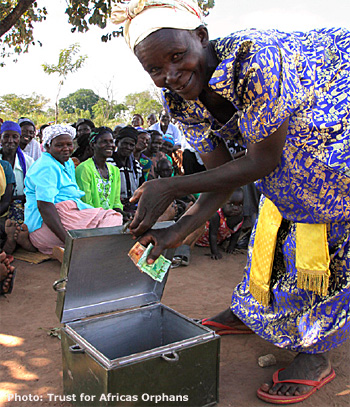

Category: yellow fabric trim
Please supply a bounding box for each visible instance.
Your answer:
[249,198,282,306]
[296,223,330,296]
[0,165,6,198]
[249,199,330,307]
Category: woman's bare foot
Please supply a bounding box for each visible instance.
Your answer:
[3,219,18,254]
[0,251,15,294]
[259,353,332,397]
[14,224,37,252]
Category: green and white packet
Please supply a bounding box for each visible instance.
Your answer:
[137,243,171,282]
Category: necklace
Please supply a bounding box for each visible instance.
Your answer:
[92,157,111,208]
[92,157,109,181]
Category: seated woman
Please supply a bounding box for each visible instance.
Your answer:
[0,121,34,223]
[144,130,172,179]
[71,118,95,164]
[75,127,127,220]
[133,130,153,181]
[23,124,123,255]
[108,126,144,217]
[160,134,184,176]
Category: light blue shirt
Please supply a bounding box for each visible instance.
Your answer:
[24,152,91,233]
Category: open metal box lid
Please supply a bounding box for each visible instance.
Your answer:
[54,222,175,324]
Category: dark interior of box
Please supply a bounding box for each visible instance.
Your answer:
[67,304,207,361]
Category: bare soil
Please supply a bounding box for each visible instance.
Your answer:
[1,246,349,407]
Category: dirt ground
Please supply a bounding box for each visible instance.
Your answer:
[1,246,349,407]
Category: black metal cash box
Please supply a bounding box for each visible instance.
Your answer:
[54,224,220,406]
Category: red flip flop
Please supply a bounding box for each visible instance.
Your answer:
[256,368,336,404]
[201,318,254,335]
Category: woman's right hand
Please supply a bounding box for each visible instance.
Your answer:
[129,178,176,236]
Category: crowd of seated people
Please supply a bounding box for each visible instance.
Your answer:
[0,112,260,295]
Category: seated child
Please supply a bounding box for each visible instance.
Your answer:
[196,188,244,260]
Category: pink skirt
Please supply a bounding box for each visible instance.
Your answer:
[29,200,123,254]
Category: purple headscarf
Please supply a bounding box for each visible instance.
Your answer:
[0,121,27,178]
[0,121,21,135]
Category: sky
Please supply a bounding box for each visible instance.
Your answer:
[1,0,350,109]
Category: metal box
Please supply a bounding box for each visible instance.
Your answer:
[54,224,220,406]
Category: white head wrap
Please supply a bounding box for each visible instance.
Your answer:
[42,124,76,148]
[111,0,204,51]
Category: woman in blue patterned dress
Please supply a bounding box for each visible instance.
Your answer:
[111,0,350,403]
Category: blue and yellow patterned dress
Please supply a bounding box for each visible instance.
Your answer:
[163,28,350,353]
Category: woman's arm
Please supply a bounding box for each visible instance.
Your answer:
[37,201,68,243]
[75,164,93,206]
[134,119,288,262]
[131,118,288,237]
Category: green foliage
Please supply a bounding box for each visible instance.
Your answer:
[122,90,162,123]
[0,88,162,129]
[66,0,215,42]
[197,0,215,15]
[66,0,112,33]
[42,43,87,80]
[0,1,47,66]
[0,92,50,118]
[0,1,215,65]
[42,43,88,122]
[59,89,100,116]
[92,98,126,125]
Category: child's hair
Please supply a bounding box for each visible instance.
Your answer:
[156,158,173,178]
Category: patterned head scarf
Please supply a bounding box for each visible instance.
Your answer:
[89,126,114,145]
[163,134,175,145]
[111,0,204,51]
[42,124,76,148]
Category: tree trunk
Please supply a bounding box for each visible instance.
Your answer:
[0,0,36,38]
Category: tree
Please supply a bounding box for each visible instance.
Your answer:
[118,90,162,124]
[0,1,47,66]
[92,98,126,126]
[42,43,87,123]
[66,0,215,36]
[0,1,214,64]
[91,80,126,124]
[0,92,49,118]
[59,89,100,117]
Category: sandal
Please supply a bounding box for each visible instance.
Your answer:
[171,255,190,268]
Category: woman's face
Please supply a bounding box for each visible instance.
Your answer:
[20,124,36,149]
[150,135,163,153]
[47,134,74,164]
[1,131,20,155]
[77,123,92,140]
[135,27,210,101]
[132,115,143,127]
[161,141,174,155]
[117,137,136,158]
[136,132,150,152]
[93,133,115,158]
